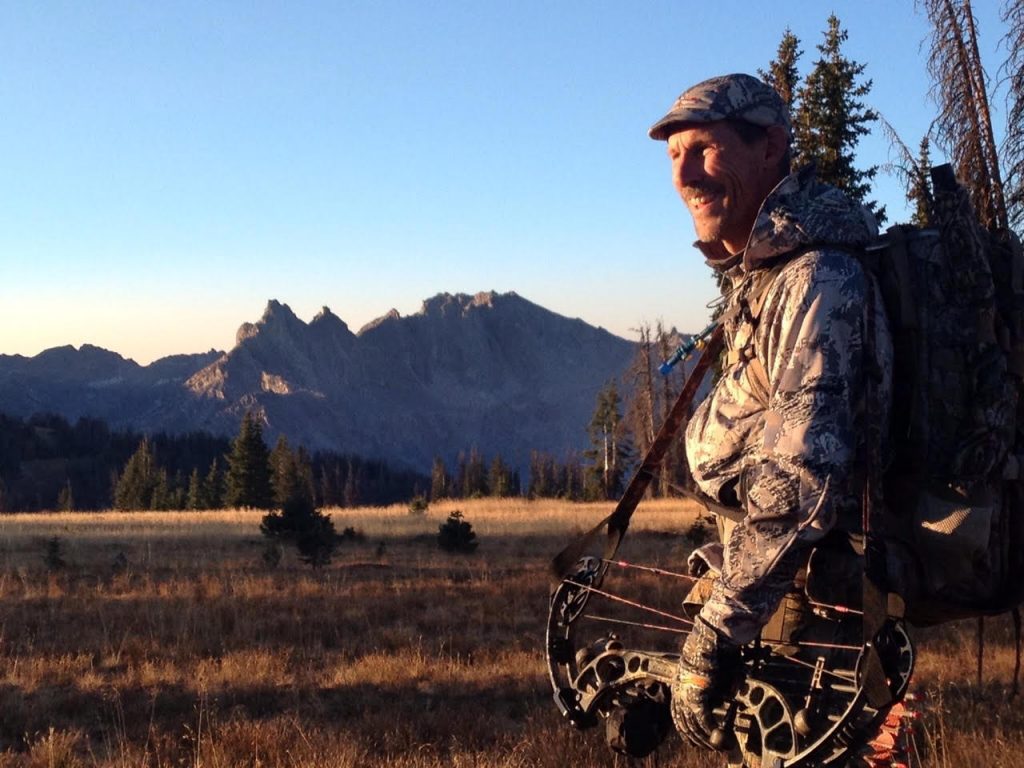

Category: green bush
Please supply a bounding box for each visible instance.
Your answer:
[260,495,338,568]
[437,511,478,554]
[261,541,283,569]
[43,536,66,571]
[295,517,338,568]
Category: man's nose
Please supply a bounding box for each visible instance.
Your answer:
[674,152,703,186]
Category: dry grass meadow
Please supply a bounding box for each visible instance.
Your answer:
[0,498,1018,767]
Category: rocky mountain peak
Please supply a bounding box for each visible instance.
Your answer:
[418,290,512,319]
[0,291,639,477]
[234,300,307,346]
[236,323,259,344]
[311,306,353,336]
[259,299,301,325]
[33,344,138,379]
[357,309,401,335]
[471,290,497,308]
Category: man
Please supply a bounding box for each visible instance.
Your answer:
[647,74,892,748]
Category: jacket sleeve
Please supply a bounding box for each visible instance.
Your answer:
[699,251,881,644]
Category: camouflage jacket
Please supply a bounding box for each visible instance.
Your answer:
[684,164,893,644]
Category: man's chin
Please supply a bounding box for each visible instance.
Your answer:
[693,224,723,244]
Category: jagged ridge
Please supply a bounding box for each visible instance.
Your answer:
[0,292,637,473]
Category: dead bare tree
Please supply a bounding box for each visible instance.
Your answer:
[626,323,659,497]
[921,0,1008,230]
[1001,0,1024,228]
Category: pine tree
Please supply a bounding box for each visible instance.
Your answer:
[57,479,74,512]
[294,447,315,506]
[270,435,299,508]
[261,441,337,569]
[528,450,562,498]
[528,451,548,498]
[909,137,935,227]
[792,15,884,222]
[260,491,338,568]
[487,455,514,497]
[437,510,478,553]
[224,412,274,509]
[186,468,205,510]
[585,381,634,500]
[342,459,361,507]
[626,323,658,496]
[563,452,584,501]
[453,451,467,499]
[760,28,803,109]
[150,468,174,510]
[114,438,158,510]
[461,448,487,498]
[269,437,315,512]
[202,458,224,509]
[430,456,450,500]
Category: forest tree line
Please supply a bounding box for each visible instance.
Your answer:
[0,411,428,512]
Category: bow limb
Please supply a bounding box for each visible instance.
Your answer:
[551,324,724,583]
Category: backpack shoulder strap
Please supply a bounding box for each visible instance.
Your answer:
[725,245,843,404]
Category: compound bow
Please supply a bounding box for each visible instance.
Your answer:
[545,326,916,767]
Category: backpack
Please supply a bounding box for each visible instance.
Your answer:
[861,164,1024,628]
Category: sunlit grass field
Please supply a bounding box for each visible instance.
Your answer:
[0,498,1017,767]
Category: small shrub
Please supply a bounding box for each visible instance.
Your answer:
[43,537,66,571]
[684,518,714,547]
[340,526,365,542]
[261,541,283,569]
[261,495,320,538]
[408,496,429,516]
[261,495,338,568]
[296,518,337,568]
[437,511,478,554]
[111,551,129,575]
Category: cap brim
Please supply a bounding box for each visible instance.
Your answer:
[647,107,727,140]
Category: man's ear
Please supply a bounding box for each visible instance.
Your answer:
[763,125,789,169]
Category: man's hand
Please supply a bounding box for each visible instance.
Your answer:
[671,616,742,749]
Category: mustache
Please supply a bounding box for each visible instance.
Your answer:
[682,182,725,198]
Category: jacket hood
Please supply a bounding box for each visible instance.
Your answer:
[697,164,879,273]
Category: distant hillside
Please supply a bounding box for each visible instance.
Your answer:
[0,292,637,473]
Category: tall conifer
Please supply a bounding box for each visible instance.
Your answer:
[225,412,273,509]
[909,137,935,227]
[792,15,884,221]
[186,468,205,510]
[430,457,449,500]
[585,381,633,500]
[760,28,803,109]
[202,458,224,509]
[114,438,157,510]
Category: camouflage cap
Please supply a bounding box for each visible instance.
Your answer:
[648,73,790,141]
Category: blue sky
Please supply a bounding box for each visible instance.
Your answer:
[0,1,1010,364]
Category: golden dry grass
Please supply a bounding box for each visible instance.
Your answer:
[0,498,1015,767]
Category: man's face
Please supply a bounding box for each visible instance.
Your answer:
[667,122,776,255]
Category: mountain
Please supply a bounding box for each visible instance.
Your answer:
[0,345,223,428]
[0,292,637,473]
